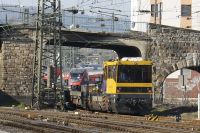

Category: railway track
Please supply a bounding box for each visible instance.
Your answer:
[0,109,94,133]
[0,107,199,133]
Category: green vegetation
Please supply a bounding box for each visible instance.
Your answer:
[16,103,26,109]
[181,112,198,120]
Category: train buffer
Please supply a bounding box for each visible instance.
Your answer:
[145,114,159,121]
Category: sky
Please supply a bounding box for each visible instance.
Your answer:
[0,0,132,19]
[1,0,78,8]
[1,0,131,15]
[1,0,131,32]
[167,70,180,79]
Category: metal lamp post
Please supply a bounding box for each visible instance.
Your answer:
[197,80,200,120]
[190,77,200,120]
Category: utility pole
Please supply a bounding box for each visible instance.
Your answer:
[198,81,200,120]
[154,0,157,24]
[64,6,78,28]
[112,12,115,32]
[22,8,29,24]
[180,68,187,105]
[159,2,162,25]
[72,47,75,68]
[32,0,63,109]
[5,14,8,24]
[72,7,76,27]
[190,77,200,120]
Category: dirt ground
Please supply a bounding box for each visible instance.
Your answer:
[151,104,198,120]
[0,125,36,133]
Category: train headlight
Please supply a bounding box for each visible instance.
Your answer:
[116,87,122,93]
[147,88,152,93]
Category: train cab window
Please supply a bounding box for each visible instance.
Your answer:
[64,80,68,86]
[142,69,151,82]
[108,65,117,81]
[103,66,107,79]
[118,65,152,83]
[70,73,82,82]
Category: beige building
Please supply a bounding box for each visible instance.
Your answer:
[131,0,200,32]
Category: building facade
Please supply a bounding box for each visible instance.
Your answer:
[131,0,200,32]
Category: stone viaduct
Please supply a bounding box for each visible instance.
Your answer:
[0,24,200,104]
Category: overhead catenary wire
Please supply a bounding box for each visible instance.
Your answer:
[0,8,36,16]
[78,0,113,8]
[3,0,200,34]
[89,6,122,12]
[62,1,131,33]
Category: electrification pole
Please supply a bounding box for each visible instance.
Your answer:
[198,82,200,120]
[112,12,115,32]
[154,0,157,24]
[32,0,63,109]
[22,8,29,24]
[159,2,162,25]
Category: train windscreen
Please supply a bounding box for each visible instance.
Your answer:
[70,73,82,82]
[117,65,152,83]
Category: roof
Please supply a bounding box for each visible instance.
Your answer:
[104,60,152,66]
[70,68,86,73]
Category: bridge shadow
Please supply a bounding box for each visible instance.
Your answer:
[151,104,197,116]
[0,90,19,106]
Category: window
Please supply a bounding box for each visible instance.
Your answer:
[151,4,158,17]
[116,87,151,93]
[181,5,191,16]
[117,65,152,83]
[108,65,117,81]
[104,66,107,79]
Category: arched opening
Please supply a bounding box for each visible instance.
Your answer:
[113,46,141,59]
[62,41,142,59]
[62,47,118,72]
[61,33,143,59]
[163,68,200,105]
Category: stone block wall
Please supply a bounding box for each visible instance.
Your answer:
[0,41,34,104]
[146,24,200,102]
[147,24,200,87]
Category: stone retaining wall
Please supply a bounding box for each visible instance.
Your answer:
[0,41,34,103]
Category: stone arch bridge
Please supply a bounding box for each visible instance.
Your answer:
[0,24,200,103]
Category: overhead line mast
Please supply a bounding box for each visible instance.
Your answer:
[32,0,63,109]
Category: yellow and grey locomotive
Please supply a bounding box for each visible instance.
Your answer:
[64,58,153,115]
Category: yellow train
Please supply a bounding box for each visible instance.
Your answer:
[64,58,153,115]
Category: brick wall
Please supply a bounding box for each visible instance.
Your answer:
[164,70,200,104]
